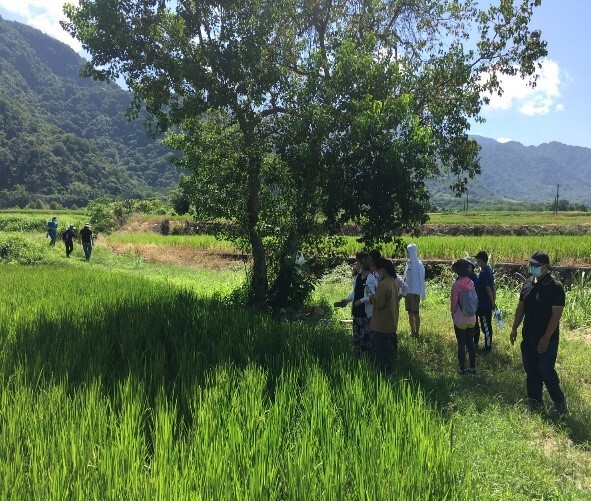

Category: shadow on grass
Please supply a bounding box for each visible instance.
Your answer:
[395,331,591,446]
[5,289,589,447]
[3,289,354,419]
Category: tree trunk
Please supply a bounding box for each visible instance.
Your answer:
[246,161,267,308]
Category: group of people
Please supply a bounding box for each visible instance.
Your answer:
[334,244,426,374]
[337,245,568,416]
[46,217,95,261]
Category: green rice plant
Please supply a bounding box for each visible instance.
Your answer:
[563,271,591,329]
[341,235,591,265]
[106,233,239,251]
[0,265,464,499]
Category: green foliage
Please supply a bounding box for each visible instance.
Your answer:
[0,266,462,498]
[63,0,547,308]
[86,197,173,234]
[0,17,180,206]
[0,234,46,264]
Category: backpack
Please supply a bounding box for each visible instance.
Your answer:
[459,286,478,316]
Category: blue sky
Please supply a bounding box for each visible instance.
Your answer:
[1,0,589,148]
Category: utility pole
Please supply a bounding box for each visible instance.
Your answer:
[554,183,560,215]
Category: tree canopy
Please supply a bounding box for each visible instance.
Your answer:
[63,0,547,307]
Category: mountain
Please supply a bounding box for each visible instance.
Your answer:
[429,137,591,209]
[0,15,179,208]
[1,16,590,210]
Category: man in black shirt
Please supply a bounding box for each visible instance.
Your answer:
[62,225,75,258]
[510,251,567,416]
[80,223,94,261]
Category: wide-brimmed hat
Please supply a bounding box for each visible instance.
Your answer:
[452,258,474,277]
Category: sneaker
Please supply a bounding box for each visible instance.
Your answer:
[555,399,568,417]
[467,368,476,376]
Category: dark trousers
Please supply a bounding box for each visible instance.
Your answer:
[520,336,565,405]
[65,241,73,257]
[455,325,476,371]
[82,243,92,261]
[372,331,397,374]
[474,309,493,349]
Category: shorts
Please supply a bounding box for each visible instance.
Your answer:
[405,293,421,313]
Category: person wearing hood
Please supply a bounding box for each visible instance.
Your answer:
[403,243,426,337]
[451,259,477,375]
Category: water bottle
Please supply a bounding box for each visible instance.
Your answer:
[494,307,505,329]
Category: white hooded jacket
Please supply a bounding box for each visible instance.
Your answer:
[403,243,426,299]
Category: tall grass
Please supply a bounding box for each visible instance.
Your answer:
[0,266,461,499]
[107,233,238,251]
[342,235,591,265]
[427,210,591,225]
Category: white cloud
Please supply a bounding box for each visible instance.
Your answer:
[496,137,512,143]
[483,58,563,117]
[0,0,81,53]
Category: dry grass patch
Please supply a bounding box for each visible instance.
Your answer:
[107,242,248,270]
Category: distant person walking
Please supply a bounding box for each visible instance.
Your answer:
[451,259,477,376]
[510,251,568,416]
[403,243,426,337]
[62,225,75,258]
[46,216,58,246]
[474,251,496,352]
[80,223,93,261]
[368,258,401,374]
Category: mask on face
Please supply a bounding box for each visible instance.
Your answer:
[530,265,542,277]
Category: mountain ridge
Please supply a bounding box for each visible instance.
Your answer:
[1,15,590,208]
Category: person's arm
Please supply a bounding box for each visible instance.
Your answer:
[369,282,389,310]
[510,301,525,345]
[396,276,409,297]
[485,285,496,309]
[360,275,377,305]
[450,282,459,316]
[335,278,356,307]
[536,306,564,353]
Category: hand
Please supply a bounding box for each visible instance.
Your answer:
[537,336,550,353]
[333,300,346,308]
[354,300,362,307]
[510,329,517,346]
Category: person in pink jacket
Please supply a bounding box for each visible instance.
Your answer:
[451,259,477,375]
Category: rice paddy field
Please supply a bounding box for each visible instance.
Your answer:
[1,211,591,499]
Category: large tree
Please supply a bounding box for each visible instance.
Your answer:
[63,0,546,307]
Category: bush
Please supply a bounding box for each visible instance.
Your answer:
[0,234,46,264]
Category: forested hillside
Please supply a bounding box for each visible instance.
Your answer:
[0,16,178,208]
[430,136,591,209]
[1,15,590,210]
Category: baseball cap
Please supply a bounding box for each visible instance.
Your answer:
[529,251,550,265]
